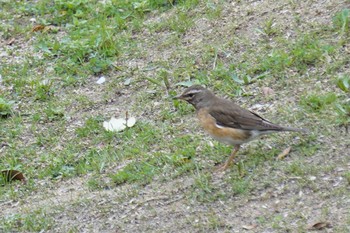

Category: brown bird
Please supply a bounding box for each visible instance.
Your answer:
[175,85,306,171]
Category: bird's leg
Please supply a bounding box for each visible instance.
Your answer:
[216,145,241,172]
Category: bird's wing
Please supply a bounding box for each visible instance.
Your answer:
[208,102,284,131]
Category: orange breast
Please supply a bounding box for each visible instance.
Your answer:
[197,108,251,145]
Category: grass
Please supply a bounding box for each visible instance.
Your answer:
[300,92,338,112]
[333,8,350,37]
[1,210,54,232]
[1,0,350,231]
[0,98,14,117]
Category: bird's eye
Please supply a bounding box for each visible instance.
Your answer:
[187,93,194,98]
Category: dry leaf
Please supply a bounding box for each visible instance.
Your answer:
[242,224,257,230]
[277,146,291,160]
[261,87,275,96]
[6,38,15,45]
[32,25,58,33]
[1,170,26,184]
[42,25,57,32]
[307,221,331,230]
[32,25,45,32]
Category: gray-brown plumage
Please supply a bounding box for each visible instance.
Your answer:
[175,85,306,171]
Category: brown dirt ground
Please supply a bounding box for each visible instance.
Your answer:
[1,0,350,232]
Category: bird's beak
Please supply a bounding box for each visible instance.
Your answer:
[173,94,184,100]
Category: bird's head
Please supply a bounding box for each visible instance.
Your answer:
[174,85,214,109]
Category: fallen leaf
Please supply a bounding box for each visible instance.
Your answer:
[42,25,58,33]
[242,224,257,230]
[31,25,58,33]
[6,38,15,45]
[277,146,291,160]
[1,170,26,184]
[31,25,45,32]
[307,221,331,230]
[262,87,275,96]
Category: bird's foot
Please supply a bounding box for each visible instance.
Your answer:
[214,162,231,172]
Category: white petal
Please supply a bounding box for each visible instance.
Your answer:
[103,117,127,132]
[96,76,106,84]
[110,117,127,131]
[124,78,131,86]
[126,117,136,127]
[103,121,113,131]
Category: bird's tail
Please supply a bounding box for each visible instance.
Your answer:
[280,126,308,133]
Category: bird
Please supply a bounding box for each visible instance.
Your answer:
[174,85,306,171]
